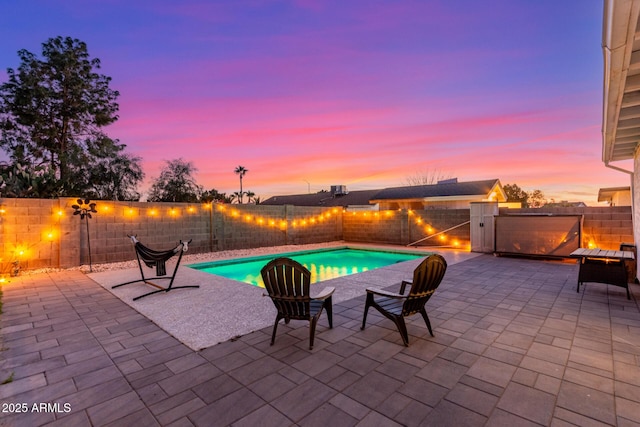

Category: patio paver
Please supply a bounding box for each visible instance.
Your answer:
[1,254,639,426]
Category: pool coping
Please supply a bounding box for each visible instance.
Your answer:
[188,243,437,266]
[186,244,429,286]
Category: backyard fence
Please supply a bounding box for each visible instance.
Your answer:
[0,198,633,274]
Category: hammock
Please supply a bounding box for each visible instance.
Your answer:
[112,235,199,300]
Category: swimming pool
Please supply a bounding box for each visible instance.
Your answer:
[188,247,425,287]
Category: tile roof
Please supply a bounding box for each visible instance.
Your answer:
[261,189,381,207]
[370,179,500,200]
[262,179,501,206]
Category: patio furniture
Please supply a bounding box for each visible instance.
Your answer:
[620,242,638,284]
[571,247,634,299]
[361,254,447,346]
[112,235,199,301]
[260,257,335,350]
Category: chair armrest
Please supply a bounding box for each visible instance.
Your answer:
[313,287,335,300]
[399,280,412,294]
[366,287,406,299]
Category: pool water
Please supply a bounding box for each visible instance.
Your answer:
[188,247,424,287]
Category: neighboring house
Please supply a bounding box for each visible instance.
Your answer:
[261,186,381,210]
[544,201,588,208]
[369,178,506,210]
[597,187,632,207]
[262,179,506,210]
[602,0,640,253]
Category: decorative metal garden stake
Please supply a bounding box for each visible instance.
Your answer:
[72,198,97,272]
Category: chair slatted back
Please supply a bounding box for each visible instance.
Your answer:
[403,254,447,316]
[261,257,313,320]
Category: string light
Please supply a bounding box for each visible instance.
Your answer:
[0,205,470,271]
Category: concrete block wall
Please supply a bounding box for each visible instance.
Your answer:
[214,204,287,250]
[283,206,342,245]
[81,200,212,267]
[408,209,471,247]
[0,199,343,273]
[0,198,63,272]
[342,210,405,244]
[0,198,634,273]
[343,209,470,247]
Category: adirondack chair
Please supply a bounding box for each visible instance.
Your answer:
[260,257,335,350]
[361,254,447,346]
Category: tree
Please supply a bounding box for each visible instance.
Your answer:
[0,36,143,198]
[503,183,547,208]
[85,138,144,201]
[234,165,248,203]
[230,191,243,204]
[0,161,57,197]
[528,189,547,208]
[503,183,528,207]
[405,168,453,186]
[147,158,202,202]
[200,188,230,204]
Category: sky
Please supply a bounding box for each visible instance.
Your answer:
[0,0,631,204]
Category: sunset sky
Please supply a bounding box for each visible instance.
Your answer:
[0,0,630,204]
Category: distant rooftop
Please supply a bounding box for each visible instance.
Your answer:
[261,178,503,207]
[369,179,502,202]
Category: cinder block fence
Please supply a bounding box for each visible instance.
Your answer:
[0,198,633,274]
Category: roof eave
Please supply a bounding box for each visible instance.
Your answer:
[602,0,640,163]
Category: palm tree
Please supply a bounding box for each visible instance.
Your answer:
[245,191,255,204]
[230,191,243,204]
[234,165,248,204]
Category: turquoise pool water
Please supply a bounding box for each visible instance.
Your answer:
[188,247,424,287]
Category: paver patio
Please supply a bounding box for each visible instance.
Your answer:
[1,253,639,426]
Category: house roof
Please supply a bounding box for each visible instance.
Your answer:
[261,189,381,207]
[369,179,503,202]
[544,201,588,208]
[602,0,640,163]
[261,179,504,206]
[598,186,631,202]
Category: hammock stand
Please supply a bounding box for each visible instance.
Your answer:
[112,235,199,301]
